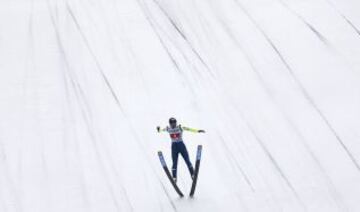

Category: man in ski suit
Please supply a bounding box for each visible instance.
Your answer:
[157,117,205,183]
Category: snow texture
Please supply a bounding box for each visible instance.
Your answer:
[1,0,360,211]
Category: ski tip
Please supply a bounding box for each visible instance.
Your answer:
[189,194,195,198]
[158,151,162,155]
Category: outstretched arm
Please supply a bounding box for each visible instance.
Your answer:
[182,126,205,133]
[156,126,168,133]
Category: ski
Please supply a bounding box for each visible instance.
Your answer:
[158,151,184,197]
[189,145,202,197]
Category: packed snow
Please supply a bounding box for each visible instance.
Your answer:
[1,0,360,211]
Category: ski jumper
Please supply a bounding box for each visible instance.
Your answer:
[159,125,200,178]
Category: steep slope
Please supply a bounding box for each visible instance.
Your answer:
[0,0,360,211]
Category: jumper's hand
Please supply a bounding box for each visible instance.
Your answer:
[157,126,161,132]
[198,130,205,133]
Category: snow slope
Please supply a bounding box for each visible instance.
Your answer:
[1,0,360,211]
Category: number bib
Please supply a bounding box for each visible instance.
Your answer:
[167,126,183,142]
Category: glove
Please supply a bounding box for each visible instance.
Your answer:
[156,126,160,132]
[198,130,205,133]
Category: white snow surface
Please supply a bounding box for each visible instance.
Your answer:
[1,0,360,211]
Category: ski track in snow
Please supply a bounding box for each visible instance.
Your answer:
[1,0,360,211]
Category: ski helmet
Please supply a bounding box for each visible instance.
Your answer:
[169,117,177,127]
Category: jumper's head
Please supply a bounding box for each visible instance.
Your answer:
[169,117,177,128]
